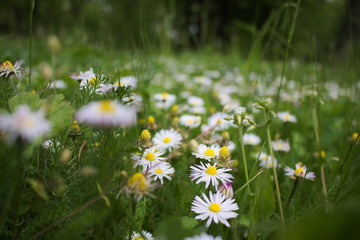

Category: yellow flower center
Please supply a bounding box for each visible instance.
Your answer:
[162,92,168,98]
[294,167,304,176]
[163,137,171,143]
[352,132,359,142]
[284,114,290,120]
[99,101,116,113]
[204,149,215,157]
[186,120,193,124]
[219,146,230,159]
[128,172,148,191]
[89,77,96,85]
[24,118,35,128]
[148,116,155,124]
[205,166,217,175]
[145,152,155,161]
[1,61,14,71]
[134,237,144,240]
[216,119,223,124]
[209,203,221,213]
[155,168,163,174]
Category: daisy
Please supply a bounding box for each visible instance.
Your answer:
[0,60,23,79]
[131,231,154,240]
[153,92,176,109]
[0,105,51,142]
[258,152,279,169]
[188,96,205,106]
[72,68,96,82]
[190,162,233,189]
[284,162,316,180]
[192,144,221,161]
[218,182,233,199]
[243,133,261,146]
[76,100,137,127]
[179,114,201,128]
[148,162,175,184]
[189,106,206,114]
[194,76,212,86]
[191,191,239,227]
[277,112,297,123]
[185,232,222,240]
[114,76,137,90]
[132,147,165,169]
[153,128,183,151]
[96,83,114,95]
[126,172,153,197]
[272,140,290,152]
[207,112,234,131]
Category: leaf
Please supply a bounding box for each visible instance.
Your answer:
[181,216,198,230]
[8,93,42,112]
[43,94,74,136]
[254,171,275,222]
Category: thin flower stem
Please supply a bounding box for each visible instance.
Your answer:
[234,168,265,195]
[238,126,251,195]
[285,178,299,210]
[264,111,285,226]
[28,0,35,84]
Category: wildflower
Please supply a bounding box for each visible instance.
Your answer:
[76,100,137,127]
[258,152,279,169]
[277,111,297,123]
[208,112,234,131]
[190,162,233,189]
[72,68,96,82]
[154,92,176,109]
[96,83,113,95]
[188,96,205,106]
[147,115,157,129]
[349,132,359,144]
[191,191,239,227]
[284,162,316,180]
[126,172,151,197]
[194,76,212,86]
[153,128,183,151]
[185,232,222,240]
[148,162,175,184]
[272,139,290,152]
[179,114,201,128]
[132,147,165,169]
[0,105,51,142]
[0,60,23,79]
[219,146,231,161]
[138,129,152,149]
[131,231,154,240]
[114,76,137,89]
[192,144,220,161]
[235,107,246,117]
[218,182,233,199]
[242,133,261,146]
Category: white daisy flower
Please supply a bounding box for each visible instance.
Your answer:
[153,92,176,109]
[76,100,136,127]
[72,68,96,82]
[131,230,154,240]
[179,114,201,128]
[243,133,261,146]
[258,152,279,169]
[192,144,221,161]
[207,112,235,131]
[132,147,165,169]
[96,83,114,95]
[191,191,239,227]
[189,106,206,114]
[185,232,222,240]
[148,162,175,184]
[277,112,297,123]
[0,105,51,142]
[194,76,212,86]
[188,96,205,106]
[272,140,290,152]
[190,162,233,189]
[0,60,23,79]
[153,128,183,151]
[284,162,316,181]
[114,76,137,90]
[123,94,143,111]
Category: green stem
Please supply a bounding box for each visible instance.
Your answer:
[29,0,35,84]
[239,126,251,195]
[264,111,285,225]
[285,178,299,210]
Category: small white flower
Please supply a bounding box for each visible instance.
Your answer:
[235,107,246,116]
[153,92,176,109]
[72,68,96,82]
[96,83,114,95]
[258,152,279,169]
[153,128,183,151]
[189,106,206,114]
[148,162,175,184]
[179,114,201,128]
[272,140,290,152]
[0,105,51,142]
[76,100,136,127]
[185,232,222,240]
[131,230,154,240]
[188,96,205,106]
[218,182,233,199]
[193,144,220,161]
[0,60,23,79]
[132,147,165,169]
[190,162,233,189]
[194,76,212,86]
[284,162,316,180]
[243,133,261,146]
[191,191,239,227]
[277,112,297,123]
[207,112,235,131]
[114,76,137,89]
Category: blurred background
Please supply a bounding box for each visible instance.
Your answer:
[0,0,359,62]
